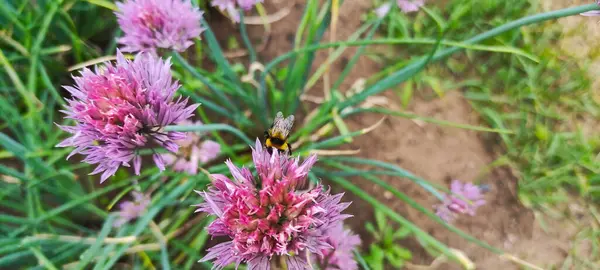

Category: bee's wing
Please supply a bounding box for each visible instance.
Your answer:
[272,112,294,137]
[273,112,284,127]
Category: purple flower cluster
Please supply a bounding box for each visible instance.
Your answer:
[57,51,198,182]
[314,223,361,270]
[211,0,263,22]
[435,180,486,222]
[116,0,204,53]
[375,0,425,18]
[195,139,355,269]
[114,191,151,227]
[162,120,221,174]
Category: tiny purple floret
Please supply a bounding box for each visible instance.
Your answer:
[375,0,424,18]
[162,120,221,175]
[114,191,151,227]
[397,0,425,13]
[211,0,263,22]
[314,222,361,270]
[57,51,199,183]
[435,180,486,222]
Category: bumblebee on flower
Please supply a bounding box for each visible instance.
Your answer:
[264,112,295,155]
[195,138,357,269]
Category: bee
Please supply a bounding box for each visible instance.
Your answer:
[264,112,295,155]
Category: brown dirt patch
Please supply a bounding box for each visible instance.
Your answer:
[206,0,588,269]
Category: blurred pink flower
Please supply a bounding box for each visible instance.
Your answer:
[314,222,361,270]
[114,191,151,227]
[211,0,263,22]
[195,139,352,269]
[116,0,204,53]
[57,51,198,182]
[435,180,486,222]
[375,0,424,18]
[397,0,424,13]
[161,120,221,174]
[375,3,393,18]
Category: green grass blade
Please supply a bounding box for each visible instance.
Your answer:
[160,243,172,270]
[286,0,335,115]
[238,13,257,64]
[321,157,444,200]
[0,49,39,112]
[165,124,253,145]
[339,3,599,109]
[344,107,514,134]
[200,18,245,90]
[84,0,118,10]
[354,250,371,270]
[179,88,231,118]
[171,52,238,114]
[0,214,31,225]
[0,1,26,31]
[0,250,31,267]
[98,178,200,270]
[300,129,365,152]
[38,64,66,106]
[28,0,63,98]
[332,17,383,91]
[34,180,129,224]
[304,21,373,91]
[75,215,117,269]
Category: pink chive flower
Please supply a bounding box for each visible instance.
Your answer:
[375,0,424,18]
[57,51,199,182]
[116,0,204,53]
[435,180,486,223]
[211,0,263,22]
[195,139,352,269]
[114,191,151,227]
[314,222,361,270]
[162,120,221,175]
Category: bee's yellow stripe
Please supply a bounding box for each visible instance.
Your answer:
[265,138,289,150]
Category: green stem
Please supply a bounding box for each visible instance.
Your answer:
[170,52,238,113]
[164,124,253,146]
[339,3,600,109]
[238,12,257,64]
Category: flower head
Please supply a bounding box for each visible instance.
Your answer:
[314,222,361,270]
[195,139,352,269]
[162,120,221,174]
[114,191,151,227]
[57,51,199,182]
[375,0,424,18]
[116,0,204,53]
[435,180,486,222]
[211,0,263,22]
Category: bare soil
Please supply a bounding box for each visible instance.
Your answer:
[206,0,594,269]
